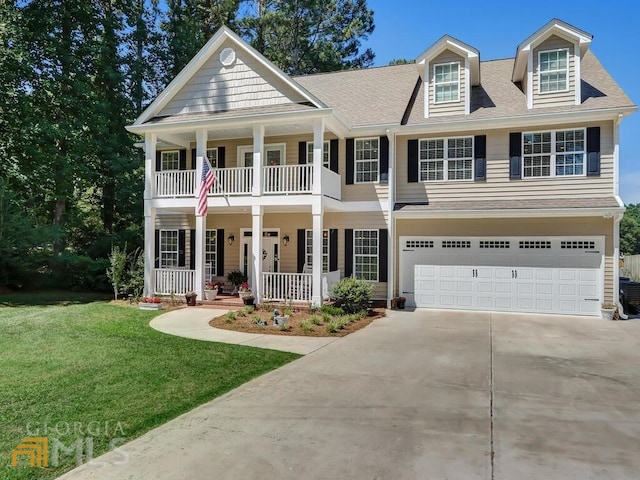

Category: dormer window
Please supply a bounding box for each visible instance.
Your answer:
[434,62,460,103]
[538,49,569,93]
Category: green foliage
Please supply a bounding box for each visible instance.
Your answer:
[226,311,237,322]
[621,204,640,255]
[227,270,247,286]
[107,244,128,300]
[279,322,291,331]
[300,319,314,332]
[330,277,374,314]
[319,304,345,316]
[310,315,323,325]
[126,248,145,299]
[325,320,339,334]
[388,58,415,65]
[251,315,262,324]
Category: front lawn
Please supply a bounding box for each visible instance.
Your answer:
[0,293,300,480]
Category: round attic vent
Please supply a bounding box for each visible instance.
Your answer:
[220,47,236,67]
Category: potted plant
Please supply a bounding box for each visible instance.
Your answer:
[601,303,617,320]
[213,281,225,295]
[238,281,251,299]
[185,291,197,306]
[204,282,217,301]
[139,296,163,310]
[227,271,247,295]
[242,293,255,306]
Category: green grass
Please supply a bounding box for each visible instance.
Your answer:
[0,292,300,480]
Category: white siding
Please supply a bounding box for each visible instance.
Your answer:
[428,50,466,117]
[532,35,576,108]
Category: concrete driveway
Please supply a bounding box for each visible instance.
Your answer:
[59,310,640,480]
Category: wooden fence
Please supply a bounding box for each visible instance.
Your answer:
[621,255,640,280]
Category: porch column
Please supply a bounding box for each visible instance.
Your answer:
[252,125,264,196]
[312,119,324,195]
[194,128,208,299]
[252,205,263,303]
[311,202,323,307]
[386,130,395,308]
[144,133,157,296]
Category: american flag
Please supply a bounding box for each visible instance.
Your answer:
[197,156,215,216]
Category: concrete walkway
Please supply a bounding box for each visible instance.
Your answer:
[149,307,339,355]
[59,309,640,480]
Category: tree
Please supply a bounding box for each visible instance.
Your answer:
[621,204,640,255]
[238,0,375,75]
[388,58,414,65]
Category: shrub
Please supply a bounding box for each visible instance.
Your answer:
[319,304,344,316]
[330,277,373,314]
[225,311,236,323]
[310,315,323,326]
[325,321,339,334]
[300,320,314,333]
[251,315,261,324]
[279,323,291,332]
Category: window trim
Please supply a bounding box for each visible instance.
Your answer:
[159,229,179,269]
[205,229,217,280]
[353,229,378,282]
[238,143,286,167]
[306,141,330,169]
[521,128,586,179]
[205,147,218,168]
[433,61,460,104]
[538,48,569,94]
[161,150,180,171]
[305,229,330,273]
[354,137,380,184]
[418,136,474,182]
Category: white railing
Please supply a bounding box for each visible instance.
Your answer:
[210,167,253,196]
[321,167,341,200]
[262,272,313,302]
[263,164,313,194]
[155,171,196,197]
[155,269,196,295]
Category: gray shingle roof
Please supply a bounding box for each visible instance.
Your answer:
[294,50,634,128]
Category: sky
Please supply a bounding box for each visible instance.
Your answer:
[362,0,640,203]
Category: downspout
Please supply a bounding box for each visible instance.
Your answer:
[387,129,396,308]
[613,114,627,318]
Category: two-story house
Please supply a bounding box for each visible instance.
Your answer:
[127,19,636,316]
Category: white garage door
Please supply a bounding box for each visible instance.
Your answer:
[400,236,604,316]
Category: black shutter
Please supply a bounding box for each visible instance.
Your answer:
[330,139,339,173]
[380,136,389,183]
[474,135,487,181]
[297,229,306,273]
[586,127,601,176]
[378,229,388,282]
[189,229,195,269]
[178,230,186,267]
[329,229,338,272]
[154,230,160,268]
[344,229,353,277]
[346,138,354,185]
[217,147,225,168]
[191,148,196,170]
[408,139,419,183]
[509,132,522,180]
[156,152,161,172]
[298,141,307,164]
[179,149,187,170]
[217,229,225,276]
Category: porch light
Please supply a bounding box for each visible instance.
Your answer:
[283,234,290,246]
[227,234,235,245]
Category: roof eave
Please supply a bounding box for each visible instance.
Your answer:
[393,205,624,220]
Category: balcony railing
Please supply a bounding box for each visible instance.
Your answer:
[155,269,195,295]
[155,170,196,197]
[263,164,313,194]
[154,165,338,199]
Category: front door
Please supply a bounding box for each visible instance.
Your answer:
[241,230,279,283]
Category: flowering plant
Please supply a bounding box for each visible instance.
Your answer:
[142,296,162,304]
[213,282,225,288]
[204,281,215,290]
[239,282,250,292]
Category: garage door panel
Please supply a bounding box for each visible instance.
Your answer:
[404,236,603,316]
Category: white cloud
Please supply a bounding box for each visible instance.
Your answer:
[620,171,640,205]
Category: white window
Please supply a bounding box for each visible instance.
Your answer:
[160,230,178,268]
[355,138,379,183]
[419,137,473,182]
[238,144,285,167]
[539,49,568,93]
[523,129,585,178]
[305,229,329,273]
[354,229,378,282]
[206,148,218,168]
[434,62,460,103]
[205,230,217,280]
[307,141,330,168]
[161,151,179,171]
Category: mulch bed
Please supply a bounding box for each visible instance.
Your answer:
[209,307,385,337]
